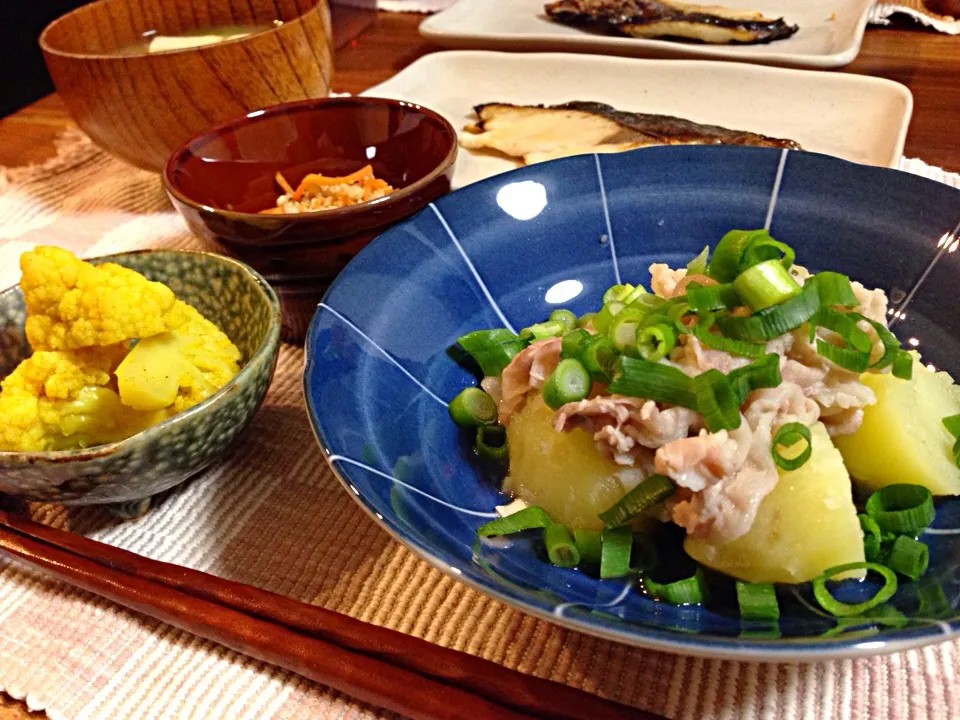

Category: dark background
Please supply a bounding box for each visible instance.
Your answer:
[0,1,90,117]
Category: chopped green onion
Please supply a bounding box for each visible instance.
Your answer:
[549,309,578,332]
[858,315,902,370]
[637,311,669,331]
[686,282,743,312]
[448,387,497,428]
[810,307,873,372]
[736,581,780,621]
[740,624,782,639]
[727,353,782,405]
[577,312,597,329]
[733,259,801,311]
[859,513,883,561]
[707,229,766,283]
[457,329,526,377]
[609,308,648,355]
[630,533,659,572]
[622,285,649,306]
[607,356,698,409]
[560,329,591,359]
[740,234,795,272]
[812,562,898,617]
[892,350,913,380]
[628,292,665,314]
[573,528,603,565]
[917,579,951,618]
[475,424,508,462]
[815,340,871,373]
[542,359,592,410]
[865,484,935,534]
[603,284,634,304]
[598,474,675,528]
[811,307,872,353]
[814,271,859,307]
[519,319,565,342]
[600,526,633,579]
[885,535,929,580]
[645,566,707,605]
[820,604,908,637]
[543,524,580,568]
[686,245,710,275]
[943,413,960,438]
[477,506,552,537]
[716,277,820,341]
[666,301,695,335]
[578,334,619,382]
[637,323,677,362]
[693,324,765,358]
[693,369,742,432]
[771,422,812,471]
[592,301,625,334]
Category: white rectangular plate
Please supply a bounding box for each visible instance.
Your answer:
[361,51,912,189]
[419,0,875,70]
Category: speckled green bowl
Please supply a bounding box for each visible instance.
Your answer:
[0,250,281,509]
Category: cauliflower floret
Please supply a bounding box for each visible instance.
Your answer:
[20,246,188,351]
[1,247,243,452]
[0,346,161,452]
[116,303,241,416]
[167,304,241,414]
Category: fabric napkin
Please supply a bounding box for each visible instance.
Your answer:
[1,130,960,720]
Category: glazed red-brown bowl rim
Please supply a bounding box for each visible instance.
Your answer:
[162,96,459,223]
[39,0,316,60]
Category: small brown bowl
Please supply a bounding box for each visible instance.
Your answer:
[162,96,458,342]
[40,0,334,172]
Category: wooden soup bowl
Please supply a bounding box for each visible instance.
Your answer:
[40,0,333,172]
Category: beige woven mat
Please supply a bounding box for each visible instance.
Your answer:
[2,131,960,720]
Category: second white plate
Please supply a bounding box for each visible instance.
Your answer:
[361,51,912,189]
[419,0,876,70]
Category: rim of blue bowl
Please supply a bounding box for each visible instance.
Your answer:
[301,144,960,661]
[162,96,459,223]
[0,249,282,461]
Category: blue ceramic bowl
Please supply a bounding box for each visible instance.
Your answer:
[304,145,960,660]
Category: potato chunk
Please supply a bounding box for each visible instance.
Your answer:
[504,394,642,530]
[685,423,864,583]
[833,357,960,495]
[115,333,184,411]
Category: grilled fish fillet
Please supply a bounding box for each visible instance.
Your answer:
[460,102,800,165]
[544,0,799,44]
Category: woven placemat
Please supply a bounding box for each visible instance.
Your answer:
[1,130,960,720]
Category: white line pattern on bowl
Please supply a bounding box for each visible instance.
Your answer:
[764,148,790,231]
[328,455,499,517]
[429,203,517,334]
[594,154,620,285]
[553,579,633,618]
[318,303,448,407]
[890,218,960,328]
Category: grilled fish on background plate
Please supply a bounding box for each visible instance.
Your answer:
[544,0,799,44]
[460,101,801,165]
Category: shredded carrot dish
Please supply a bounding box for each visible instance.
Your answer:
[260,165,395,214]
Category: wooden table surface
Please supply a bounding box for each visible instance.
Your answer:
[0,8,958,719]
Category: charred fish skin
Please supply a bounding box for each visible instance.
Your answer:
[468,101,801,151]
[544,0,799,45]
[553,101,801,149]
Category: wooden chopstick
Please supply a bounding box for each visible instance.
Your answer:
[0,510,659,720]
